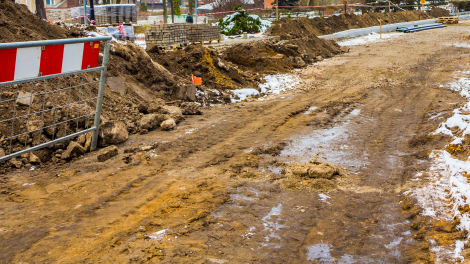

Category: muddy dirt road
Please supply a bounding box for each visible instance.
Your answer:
[2,25,470,263]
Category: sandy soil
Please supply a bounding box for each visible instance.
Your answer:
[2,24,470,263]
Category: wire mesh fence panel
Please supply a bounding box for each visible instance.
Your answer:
[0,36,112,162]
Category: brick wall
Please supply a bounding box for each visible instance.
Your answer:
[46,9,72,22]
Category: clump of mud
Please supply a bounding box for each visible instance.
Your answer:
[270,10,450,38]
[281,160,346,191]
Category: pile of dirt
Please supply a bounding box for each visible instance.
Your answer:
[223,37,344,73]
[0,0,84,42]
[270,9,450,38]
[108,42,195,102]
[147,45,260,91]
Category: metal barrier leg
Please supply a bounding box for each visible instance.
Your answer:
[91,40,111,151]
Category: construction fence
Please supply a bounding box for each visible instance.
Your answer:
[0,36,112,162]
[145,24,221,46]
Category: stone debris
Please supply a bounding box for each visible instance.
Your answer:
[161,118,176,131]
[97,145,118,162]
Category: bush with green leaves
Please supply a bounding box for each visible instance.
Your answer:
[140,2,148,12]
[217,4,263,35]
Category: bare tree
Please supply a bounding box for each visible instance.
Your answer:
[36,0,47,20]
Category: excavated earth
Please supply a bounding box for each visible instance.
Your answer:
[3,20,470,264]
[270,9,450,38]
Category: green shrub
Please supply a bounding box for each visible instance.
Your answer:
[217,5,263,35]
[140,2,147,12]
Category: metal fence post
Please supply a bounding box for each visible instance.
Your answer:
[91,40,111,151]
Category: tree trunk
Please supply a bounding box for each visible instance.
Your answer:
[188,0,193,15]
[163,0,167,23]
[35,0,47,20]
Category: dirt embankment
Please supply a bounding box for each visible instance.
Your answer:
[148,45,260,91]
[270,9,450,38]
[223,37,344,74]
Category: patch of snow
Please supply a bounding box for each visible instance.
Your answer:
[337,32,403,46]
[304,106,318,115]
[261,203,286,245]
[148,229,168,240]
[307,243,335,262]
[231,88,259,102]
[350,109,361,116]
[411,70,470,261]
[318,193,331,204]
[259,74,300,94]
[452,43,470,48]
[385,237,403,249]
[22,183,35,187]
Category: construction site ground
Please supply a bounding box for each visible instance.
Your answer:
[4,22,470,264]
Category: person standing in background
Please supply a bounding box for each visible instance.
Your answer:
[186,13,193,23]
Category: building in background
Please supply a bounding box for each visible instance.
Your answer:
[15,0,36,14]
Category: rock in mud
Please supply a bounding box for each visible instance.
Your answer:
[139,114,161,131]
[29,153,41,164]
[180,102,202,115]
[9,158,22,168]
[161,118,176,131]
[107,76,127,96]
[98,121,129,147]
[83,132,93,152]
[148,98,167,113]
[16,91,34,106]
[61,141,86,160]
[137,103,149,114]
[160,106,184,123]
[294,57,306,67]
[97,145,118,162]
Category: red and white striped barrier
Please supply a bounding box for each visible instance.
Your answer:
[0,41,101,83]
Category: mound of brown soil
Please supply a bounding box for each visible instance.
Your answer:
[270,9,450,38]
[108,42,194,101]
[147,45,259,90]
[223,37,343,73]
[0,0,84,42]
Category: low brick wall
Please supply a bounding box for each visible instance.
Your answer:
[46,9,72,22]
